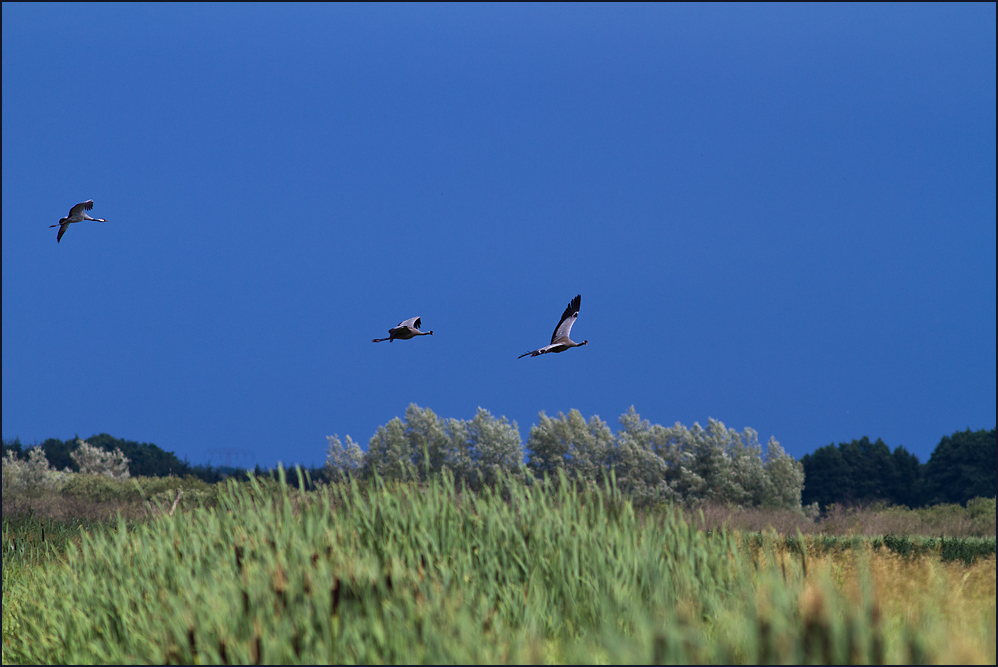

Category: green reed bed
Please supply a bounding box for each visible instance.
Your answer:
[2,470,989,663]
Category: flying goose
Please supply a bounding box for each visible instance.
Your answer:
[50,200,106,243]
[518,294,588,358]
[373,316,433,343]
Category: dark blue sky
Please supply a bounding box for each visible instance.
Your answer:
[3,4,994,468]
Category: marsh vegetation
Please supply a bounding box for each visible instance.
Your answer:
[3,411,994,663]
[3,468,994,664]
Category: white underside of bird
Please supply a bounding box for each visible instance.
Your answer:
[519,294,588,358]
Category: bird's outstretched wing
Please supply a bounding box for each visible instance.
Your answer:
[57,222,70,243]
[550,294,581,343]
[69,200,94,217]
[397,316,421,329]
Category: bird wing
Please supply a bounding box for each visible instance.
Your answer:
[397,316,421,330]
[550,294,581,343]
[57,222,69,242]
[69,200,94,217]
[519,342,562,359]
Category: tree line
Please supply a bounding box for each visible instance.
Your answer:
[0,433,240,483]
[800,427,996,509]
[3,414,994,511]
[327,405,807,511]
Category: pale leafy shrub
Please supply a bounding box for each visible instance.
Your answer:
[324,434,364,482]
[524,407,806,511]
[460,407,526,490]
[364,405,528,488]
[70,438,130,479]
[348,405,805,510]
[366,416,416,480]
[615,410,805,511]
[415,407,529,490]
[402,404,456,477]
[611,407,684,504]
[965,496,996,522]
[1,447,70,494]
[526,409,614,484]
[679,419,780,507]
[761,436,806,510]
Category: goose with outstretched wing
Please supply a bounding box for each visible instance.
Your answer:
[50,200,106,243]
[518,294,588,358]
[373,316,434,343]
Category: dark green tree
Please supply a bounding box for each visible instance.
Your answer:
[32,434,193,477]
[800,444,852,508]
[838,437,895,502]
[84,433,191,477]
[40,437,77,471]
[922,428,996,506]
[1,437,25,460]
[801,437,925,509]
[889,445,923,508]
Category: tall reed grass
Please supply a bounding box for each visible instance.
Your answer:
[2,470,994,663]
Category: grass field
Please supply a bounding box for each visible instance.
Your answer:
[3,471,995,664]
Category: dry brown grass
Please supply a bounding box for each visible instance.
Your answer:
[742,539,997,663]
[817,502,996,537]
[695,504,815,535]
[693,500,996,538]
[1,478,216,522]
[1,490,146,522]
[809,549,996,663]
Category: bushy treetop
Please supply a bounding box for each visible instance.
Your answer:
[327,404,807,511]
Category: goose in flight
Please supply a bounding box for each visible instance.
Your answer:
[373,316,434,343]
[50,200,106,243]
[518,294,588,359]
